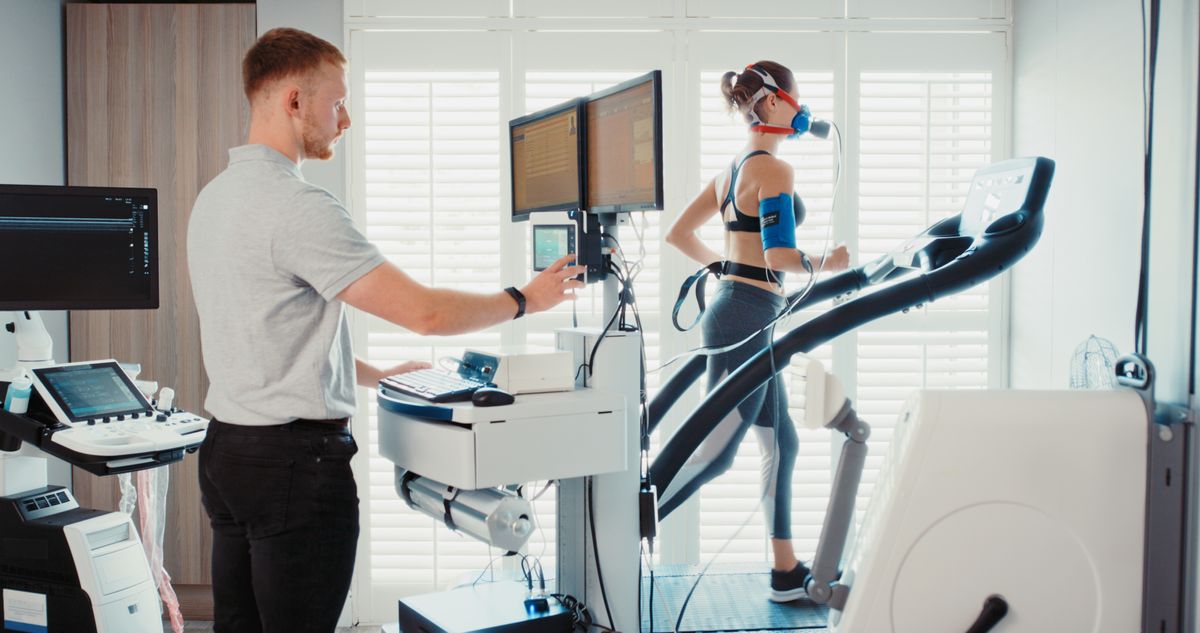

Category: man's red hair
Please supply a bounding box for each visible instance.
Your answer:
[242,28,347,100]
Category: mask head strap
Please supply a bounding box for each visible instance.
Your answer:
[743,64,802,125]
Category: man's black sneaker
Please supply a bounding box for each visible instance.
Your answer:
[769,562,811,603]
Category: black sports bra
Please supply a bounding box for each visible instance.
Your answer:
[721,150,806,232]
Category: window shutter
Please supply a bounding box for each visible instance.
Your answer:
[361,68,504,590]
[853,70,994,515]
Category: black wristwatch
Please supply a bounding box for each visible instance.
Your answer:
[504,286,526,319]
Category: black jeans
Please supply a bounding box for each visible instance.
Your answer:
[198,418,360,633]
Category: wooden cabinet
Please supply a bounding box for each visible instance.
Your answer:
[66,3,256,618]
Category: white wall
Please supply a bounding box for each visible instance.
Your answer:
[257,0,348,202]
[1014,1,1200,630]
[1009,0,1146,389]
[0,0,71,484]
[1143,0,1200,406]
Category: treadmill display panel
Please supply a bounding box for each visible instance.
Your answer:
[959,162,1037,237]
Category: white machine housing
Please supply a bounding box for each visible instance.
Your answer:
[465,348,575,395]
[375,327,643,632]
[0,486,161,633]
[794,354,848,430]
[62,511,161,632]
[377,387,627,490]
[832,389,1148,632]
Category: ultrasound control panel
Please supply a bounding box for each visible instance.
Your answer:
[0,360,208,475]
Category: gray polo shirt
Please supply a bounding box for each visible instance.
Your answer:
[187,144,385,426]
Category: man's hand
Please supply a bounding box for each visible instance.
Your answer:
[384,360,432,376]
[519,255,586,314]
[358,358,432,386]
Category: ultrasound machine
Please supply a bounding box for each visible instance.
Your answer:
[0,184,207,633]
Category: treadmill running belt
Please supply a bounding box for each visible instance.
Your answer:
[642,564,828,632]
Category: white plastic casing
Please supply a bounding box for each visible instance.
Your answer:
[62,512,162,632]
[832,389,1147,633]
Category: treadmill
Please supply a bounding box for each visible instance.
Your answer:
[643,156,1055,632]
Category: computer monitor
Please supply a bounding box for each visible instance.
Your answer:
[0,184,158,310]
[510,100,585,221]
[585,70,664,213]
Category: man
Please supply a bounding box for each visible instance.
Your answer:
[187,27,583,633]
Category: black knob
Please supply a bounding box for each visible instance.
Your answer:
[965,595,1009,633]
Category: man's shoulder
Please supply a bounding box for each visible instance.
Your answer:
[290,181,345,212]
[195,162,326,214]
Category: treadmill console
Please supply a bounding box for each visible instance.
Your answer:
[958,160,1040,237]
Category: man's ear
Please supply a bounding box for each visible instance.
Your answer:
[283,85,302,117]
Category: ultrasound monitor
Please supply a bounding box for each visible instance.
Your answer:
[585,71,664,213]
[0,184,158,310]
[510,100,585,221]
[30,360,154,424]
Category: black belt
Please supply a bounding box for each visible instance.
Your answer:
[671,261,784,332]
[211,417,349,429]
[294,417,349,427]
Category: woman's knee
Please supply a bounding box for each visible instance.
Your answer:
[709,443,741,476]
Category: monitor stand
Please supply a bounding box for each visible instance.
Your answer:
[1,310,54,380]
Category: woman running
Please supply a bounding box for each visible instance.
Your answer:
[662,61,850,602]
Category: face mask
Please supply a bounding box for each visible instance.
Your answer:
[748,101,813,138]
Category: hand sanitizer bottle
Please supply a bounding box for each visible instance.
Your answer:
[3,371,33,415]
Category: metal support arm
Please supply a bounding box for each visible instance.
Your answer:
[807,402,870,610]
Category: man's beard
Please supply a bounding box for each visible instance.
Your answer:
[302,115,338,160]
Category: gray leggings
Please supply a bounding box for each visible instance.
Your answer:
[657,280,799,539]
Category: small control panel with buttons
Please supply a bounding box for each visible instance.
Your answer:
[52,403,207,458]
[15,487,80,521]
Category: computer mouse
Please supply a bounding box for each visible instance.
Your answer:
[471,387,515,407]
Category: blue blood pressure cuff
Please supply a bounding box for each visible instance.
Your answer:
[759,193,797,250]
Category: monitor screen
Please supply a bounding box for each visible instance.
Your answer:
[510,101,584,220]
[32,361,152,423]
[585,71,664,213]
[0,184,158,310]
[532,224,576,271]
